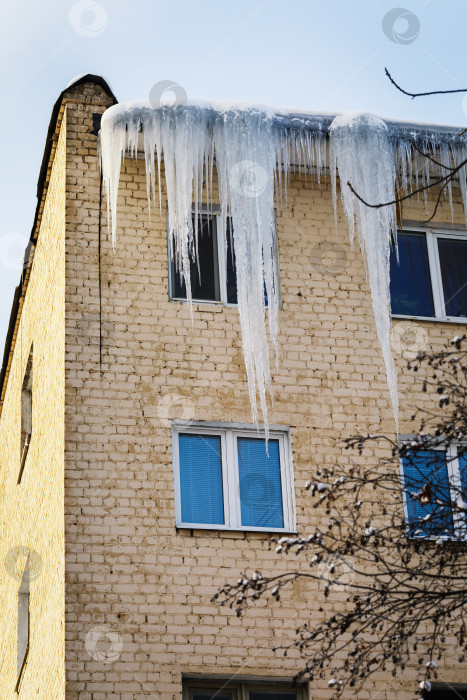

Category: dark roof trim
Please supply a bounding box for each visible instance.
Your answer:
[32,74,117,241]
[0,74,117,413]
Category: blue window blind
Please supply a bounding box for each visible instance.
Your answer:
[458,451,467,502]
[179,434,224,525]
[390,232,435,317]
[237,438,284,529]
[402,449,454,536]
[437,238,467,317]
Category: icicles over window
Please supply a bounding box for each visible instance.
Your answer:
[99,99,467,435]
[100,102,280,438]
[214,109,279,436]
[330,112,399,426]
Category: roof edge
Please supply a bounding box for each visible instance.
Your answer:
[0,74,117,415]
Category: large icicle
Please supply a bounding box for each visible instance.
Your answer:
[214,108,279,436]
[329,112,399,426]
[100,101,280,438]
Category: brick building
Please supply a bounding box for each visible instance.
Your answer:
[0,75,466,699]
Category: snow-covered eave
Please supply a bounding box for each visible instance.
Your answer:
[284,113,467,146]
[105,99,467,146]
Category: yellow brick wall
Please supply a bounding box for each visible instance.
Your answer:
[0,111,66,698]
[62,83,467,700]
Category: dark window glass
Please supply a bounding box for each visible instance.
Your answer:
[171,215,220,301]
[423,685,467,700]
[402,449,454,537]
[437,237,467,317]
[390,232,435,317]
[225,219,268,307]
[226,219,238,304]
[249,693,297,700]
[193,694,233,700]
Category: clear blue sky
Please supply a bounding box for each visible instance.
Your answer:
[0,0,466,346]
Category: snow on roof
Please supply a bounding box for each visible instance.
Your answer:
[102,97,467,145]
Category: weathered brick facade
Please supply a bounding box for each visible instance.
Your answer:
[0,77,466,699]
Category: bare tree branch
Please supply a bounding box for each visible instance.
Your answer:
[385,68,467,100]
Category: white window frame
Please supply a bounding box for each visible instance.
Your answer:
[398,439,467,540]
[172,421,296,532]
[167,205,280,308]
[392,226,467,323]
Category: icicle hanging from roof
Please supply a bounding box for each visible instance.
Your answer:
[100,100,281,439]
[99,97,467,435]
[329,112,398,426]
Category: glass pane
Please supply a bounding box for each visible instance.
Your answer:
[402,449,454,537]
[193,693,233,700]
[171,215,220,301]
[238,438,284,528]
[179,434,224,525]
[225,219,268,306]
[390,232,435,317]
[249,693,297,700]
[458,451,467,501]
[437,237,467,317]
[226,218,238,304]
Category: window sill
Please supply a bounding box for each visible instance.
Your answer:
[176,524,297,535]
[392,314,467,325]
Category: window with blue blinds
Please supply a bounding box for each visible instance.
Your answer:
[175,426,294,531]
[237,438,284,529]
[438,237,467,317]
[390,232,435,317]
[179,433,224,525]
[402,449,454,537]
[389,229,467,320]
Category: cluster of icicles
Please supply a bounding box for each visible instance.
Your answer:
[99,100,467,439]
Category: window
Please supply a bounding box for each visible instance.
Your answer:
[168,209,274,306]
[390,229,467,321]
[423,683,467,700]
[172,423,295,532]
[16,557,30,692]
[400,443,467,539]
[183,679,306,700]
[18,348,33,484]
